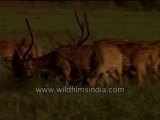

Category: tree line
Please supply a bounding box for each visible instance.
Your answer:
[1,0,160,11]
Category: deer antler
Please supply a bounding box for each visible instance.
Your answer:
[14,38,27,60]
[75,11,90,46]
[23,17,35,60]
[75,10,85,46]
[77,12,90,46]
[16,47,23,60]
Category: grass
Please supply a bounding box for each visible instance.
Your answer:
[0,6,160,120]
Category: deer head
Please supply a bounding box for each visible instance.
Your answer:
[12,18,35,78]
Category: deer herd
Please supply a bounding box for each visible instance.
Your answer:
[1,11,160,87]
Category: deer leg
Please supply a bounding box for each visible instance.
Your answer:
[137,64,147,87]
[76,66,84,82]
[116,66,123,85]
[87,70,99,87]
[104,72,112,86]
[152,63,160,80]
[63,64,72,86]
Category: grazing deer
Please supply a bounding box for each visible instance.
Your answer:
[12,18,71,85]
[93,39,157,86]
[107,40,160,87]
[87,43,123,87]
[131,43,160,87]
[12,11,91,85]
[54,11,92,83]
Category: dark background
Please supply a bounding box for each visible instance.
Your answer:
[1,0,160,11]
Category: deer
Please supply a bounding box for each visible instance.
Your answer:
[12,19,68,83]
[93,38,160,86]
[12,11,91,85]
[53,11,92,84]
[0,38,44,74]
[51,14,126,85]
[130,42,160,87]
[87,43,124,87]
[105,39,160,87]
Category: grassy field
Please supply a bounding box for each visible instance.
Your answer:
[1,6,160,120]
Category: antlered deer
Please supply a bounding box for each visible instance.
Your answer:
[53,11,92,83]
[12,12,91,85]
[13,33,71,84]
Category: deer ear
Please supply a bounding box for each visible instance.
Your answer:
[23,18,35,60]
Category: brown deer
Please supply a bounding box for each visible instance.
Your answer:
[109,40,160,87]
[53,11,92,83]
[12,11,91,85]
[87,43,123,87]
[131,42,160,87]
[93,39,159,86]
[13,40,71,84]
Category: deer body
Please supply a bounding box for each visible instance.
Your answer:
[132,44,160,87]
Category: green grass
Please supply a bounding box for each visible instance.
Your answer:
[1,8,160,49]
[1,6,160,120]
